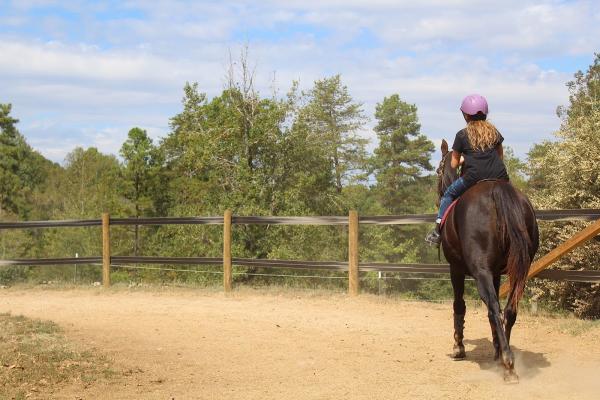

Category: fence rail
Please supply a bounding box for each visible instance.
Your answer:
[1,257,599,282]
[1,209,600,292]
[1,209,599,230]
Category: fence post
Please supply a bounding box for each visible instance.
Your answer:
[223,209,232,293]
[348,209,359,296]
[102,213,111,288]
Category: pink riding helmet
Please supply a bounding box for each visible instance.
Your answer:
[460,94,488,116]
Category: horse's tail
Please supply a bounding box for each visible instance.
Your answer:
[492,182,533,309]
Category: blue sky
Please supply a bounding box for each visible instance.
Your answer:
[1,0,599,163]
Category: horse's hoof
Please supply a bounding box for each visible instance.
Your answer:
[503,370,519,384]
[502,353,515,370]
[494,351,500,361]
[452,346,466,360]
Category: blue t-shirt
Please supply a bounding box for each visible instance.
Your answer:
[452,129,509,186]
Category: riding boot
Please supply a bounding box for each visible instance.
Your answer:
[452,313,466,359]
[425,223,441,246]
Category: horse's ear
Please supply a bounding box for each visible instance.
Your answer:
[441,139,449,155]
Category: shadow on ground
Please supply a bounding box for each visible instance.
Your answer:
[461,338,551,379]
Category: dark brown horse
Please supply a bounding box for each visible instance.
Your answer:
[437,139,539,382]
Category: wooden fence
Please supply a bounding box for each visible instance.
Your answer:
[1,209,600,295]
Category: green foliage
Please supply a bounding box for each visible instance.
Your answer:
[559,52,600,122]
[1,104,62,263]
[37,148,131,265]
[0,266,28,285]
[120,127,161,215]
[526,53,600,318]
[119,127,162,255]
[60,147,125,216]
[0,103,52,219]
[366,94,437,265]
[157,71,373,282]
[503,146,528,193]
[298,75,369,193]
[526,141,554,193]
[371,94,434,214]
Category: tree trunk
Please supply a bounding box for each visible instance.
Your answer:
[334,151,342,193]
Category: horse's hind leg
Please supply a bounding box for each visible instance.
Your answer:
[450,271,466,359]
[490,274,501,360]
[475,271,516,379]
[504,289,518,346]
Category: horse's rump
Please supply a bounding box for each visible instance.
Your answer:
[442,181,538,307]
[491,182,538,308]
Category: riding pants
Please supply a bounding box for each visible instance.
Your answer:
[436,177,470,222]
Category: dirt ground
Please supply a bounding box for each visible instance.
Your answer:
[1,287,599,400]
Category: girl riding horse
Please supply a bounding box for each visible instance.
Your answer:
[425,94,509,245]
[426,95,539,381]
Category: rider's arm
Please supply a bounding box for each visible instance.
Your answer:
[496,144,504,160]
[450,152,463,169]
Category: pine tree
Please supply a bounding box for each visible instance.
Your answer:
[371,94,434,214]
[0,103,48,218]
[120,127,161,255]
[299,75,368,193]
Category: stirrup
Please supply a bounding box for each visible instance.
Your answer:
[425,229,441,246]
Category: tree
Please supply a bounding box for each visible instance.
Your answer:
[0,103,48,218]
[60,147,124,217]
[359,94,436,265]
[371,94,434,214]
[159,72,356,283]
[502,146,528,193]
[527,53,600,318]
[299,75,368,193]
[162,81,286,215]
[270,82,339,215]
[525,141,554,193]
[120,127,161,255]
[560,52,600,122]
[160,78,286,269]
[0,103,57,270]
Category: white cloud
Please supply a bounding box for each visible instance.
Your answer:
[1,0,597,163]
[0,41,222,87]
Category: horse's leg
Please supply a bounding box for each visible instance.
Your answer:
[490,274,501,360]
[450,271,466,359]
[474,271,517,380]
[504,289,518,346]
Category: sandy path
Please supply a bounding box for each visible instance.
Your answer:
[1,287,599,400]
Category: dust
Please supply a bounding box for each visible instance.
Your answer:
[521,355,600,399]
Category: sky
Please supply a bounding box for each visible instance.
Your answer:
[1,0,599,164]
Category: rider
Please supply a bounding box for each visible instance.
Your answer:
[425,94,509,245]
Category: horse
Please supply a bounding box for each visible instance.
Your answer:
[436,139,539,382]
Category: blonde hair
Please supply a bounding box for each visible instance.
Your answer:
[465,120,499,151]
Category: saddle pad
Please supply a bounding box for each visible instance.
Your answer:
[440,199,459,228]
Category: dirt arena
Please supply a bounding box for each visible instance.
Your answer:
[1,287,599,400]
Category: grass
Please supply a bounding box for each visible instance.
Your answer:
[0,313,114,400]
[557,318,600,336]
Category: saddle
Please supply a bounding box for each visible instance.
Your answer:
[440,179,508,228]
[440,199,459,228]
